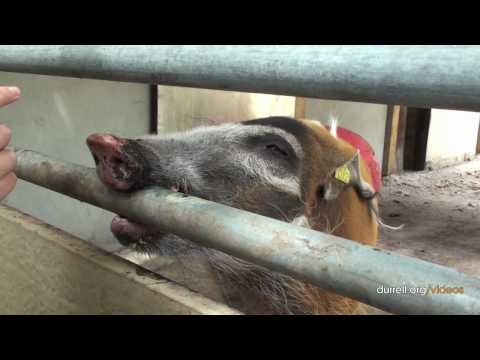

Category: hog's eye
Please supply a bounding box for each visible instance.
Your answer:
[265,144,289,157]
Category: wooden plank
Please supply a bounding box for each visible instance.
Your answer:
[0,205,242,315]
[477,121,480,154]
[382,105,409,175]
[295,97,306,118]
[395,106,408,171]
[382,105,400,175]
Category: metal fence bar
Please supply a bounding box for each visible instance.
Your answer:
[0,45,480,111]
[13,147,480,315]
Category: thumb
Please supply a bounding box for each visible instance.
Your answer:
[0,86,21,107]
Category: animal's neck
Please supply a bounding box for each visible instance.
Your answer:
[206,186,379,314]
[311,187,378,245]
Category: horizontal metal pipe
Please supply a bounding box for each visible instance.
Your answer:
[12,147,480,314]
[0,45,480,111]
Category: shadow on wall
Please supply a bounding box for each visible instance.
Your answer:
[156,86,296,133]
[156,88,389,174]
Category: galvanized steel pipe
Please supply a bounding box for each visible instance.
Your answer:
[0,45,480,111]
[13,147,480,315]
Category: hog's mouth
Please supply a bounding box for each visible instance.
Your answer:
[93,152,138,190]
[110,185,186,253]
[87,133,190,252]
[110,215,165,254]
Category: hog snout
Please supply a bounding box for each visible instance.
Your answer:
[86,133,142,191]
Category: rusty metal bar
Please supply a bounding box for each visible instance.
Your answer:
[0,45,480,111]
[13,147,480,315]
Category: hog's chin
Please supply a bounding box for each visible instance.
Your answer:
[110,216,163,255]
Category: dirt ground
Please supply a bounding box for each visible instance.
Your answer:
[377,157,480,277]
[362,157,480,315]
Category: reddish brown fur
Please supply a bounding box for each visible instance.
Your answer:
[289,119,378,314]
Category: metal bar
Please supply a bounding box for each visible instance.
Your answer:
[13,147,480,315]
[0,45,480,111]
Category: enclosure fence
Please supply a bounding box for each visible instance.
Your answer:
[1,45,480,315]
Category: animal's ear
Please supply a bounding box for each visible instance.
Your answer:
[323,150,377,202]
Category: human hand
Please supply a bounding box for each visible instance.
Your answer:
[0,86,21,201]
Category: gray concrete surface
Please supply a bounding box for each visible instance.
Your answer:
[0,205,241,314]
[0,71,151,251]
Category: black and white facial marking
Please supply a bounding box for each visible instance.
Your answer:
[90,117,307,198]
[86,117,311,252]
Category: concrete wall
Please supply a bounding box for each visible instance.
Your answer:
[0,204,240,314]
[426,109,480,167]
[157,86,296,133]
[0,72,150,251]
[304,99,388,169]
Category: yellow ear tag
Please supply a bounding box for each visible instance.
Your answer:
[334,165,351,184]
